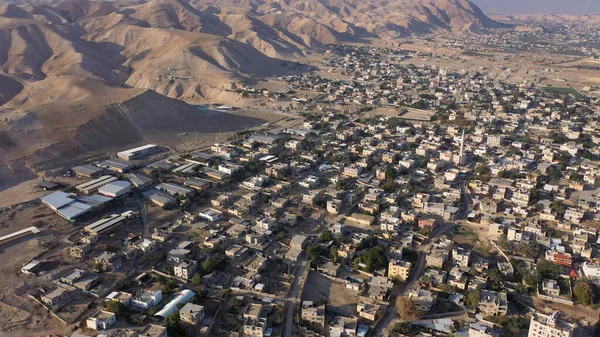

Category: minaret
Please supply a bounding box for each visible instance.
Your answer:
[459,129,465,166]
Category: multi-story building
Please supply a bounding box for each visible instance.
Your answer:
[179,303,205,325]
[174,260,197,281]
[451,247,471,267]
[301,301,325,330]
[94,251,122,272]
[388,260,412,281]
[478,290,508,316]
[528,313,574,337]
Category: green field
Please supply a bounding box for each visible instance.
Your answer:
[543,86,583,97]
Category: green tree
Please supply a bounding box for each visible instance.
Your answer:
[164,312,186,337]
[529,188,542,204]
[307,244,321,267]
[390,321,412,336]
[354,246,387,272]
[486,268,503,285]
[550,200,566,216]
[514,241,540,258]
[574,280,596,306]
[536,259,563,279]
[330,247,339,263]
[569,172,583,182]
[475,164,490,176]
[396,296,423,320]
[320,230,334,242]
[381,179,397,193]
[419,225,433,237]
[465,289,480,309]
[162,279,179,294]
[336,178,347,191]
[192,272,202,286]
[385,164,396,179]
[201,255,224,275]
[105,300,125,314]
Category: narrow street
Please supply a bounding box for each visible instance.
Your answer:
[282,261,308,337]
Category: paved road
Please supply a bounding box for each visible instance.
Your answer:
[283,261,307,337]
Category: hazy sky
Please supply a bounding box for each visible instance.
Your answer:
[471,0,600,14]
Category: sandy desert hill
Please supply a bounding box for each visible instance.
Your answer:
[0,0,503,196]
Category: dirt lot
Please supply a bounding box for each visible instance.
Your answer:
[0,203,76,335]
[302,270,360,317]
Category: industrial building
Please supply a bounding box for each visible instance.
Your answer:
[156,182,194,198]
[98,159,134,173]
[41,191,112,221]
[184,177,212,191]
[127,173,154,189]
[203,167,231,181]
[76,176,118,195]
[172,163,198,176]
[142,190,177,207]
[98,181,132,198]
[0,226,40,245]
[72,164,103,178]
[117,144,159,161]
[155,289,195,318]
[84,215,127,235]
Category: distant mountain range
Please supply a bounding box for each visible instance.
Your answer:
[471,0,600,15]
[0,0,503,188]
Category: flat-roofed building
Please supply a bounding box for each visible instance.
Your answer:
[139,324,168,337]
[94,251,122,272]
[469,320,501,337]
[174,260,197,281]
[301,301,325,329]
[408,287,437,313]
[41,287,71,307]
[388,260,412,281]
[357,302,382,322]
[478,290,508,316]
[180,303,205,324]
[132,289,163,309]
[198,207,223,222]
[528,312,574,337]
[106,291,133,306]
[86,310,116,330]
[70,241,92,258]
[345,213,375,226]
[60,268,85,286]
